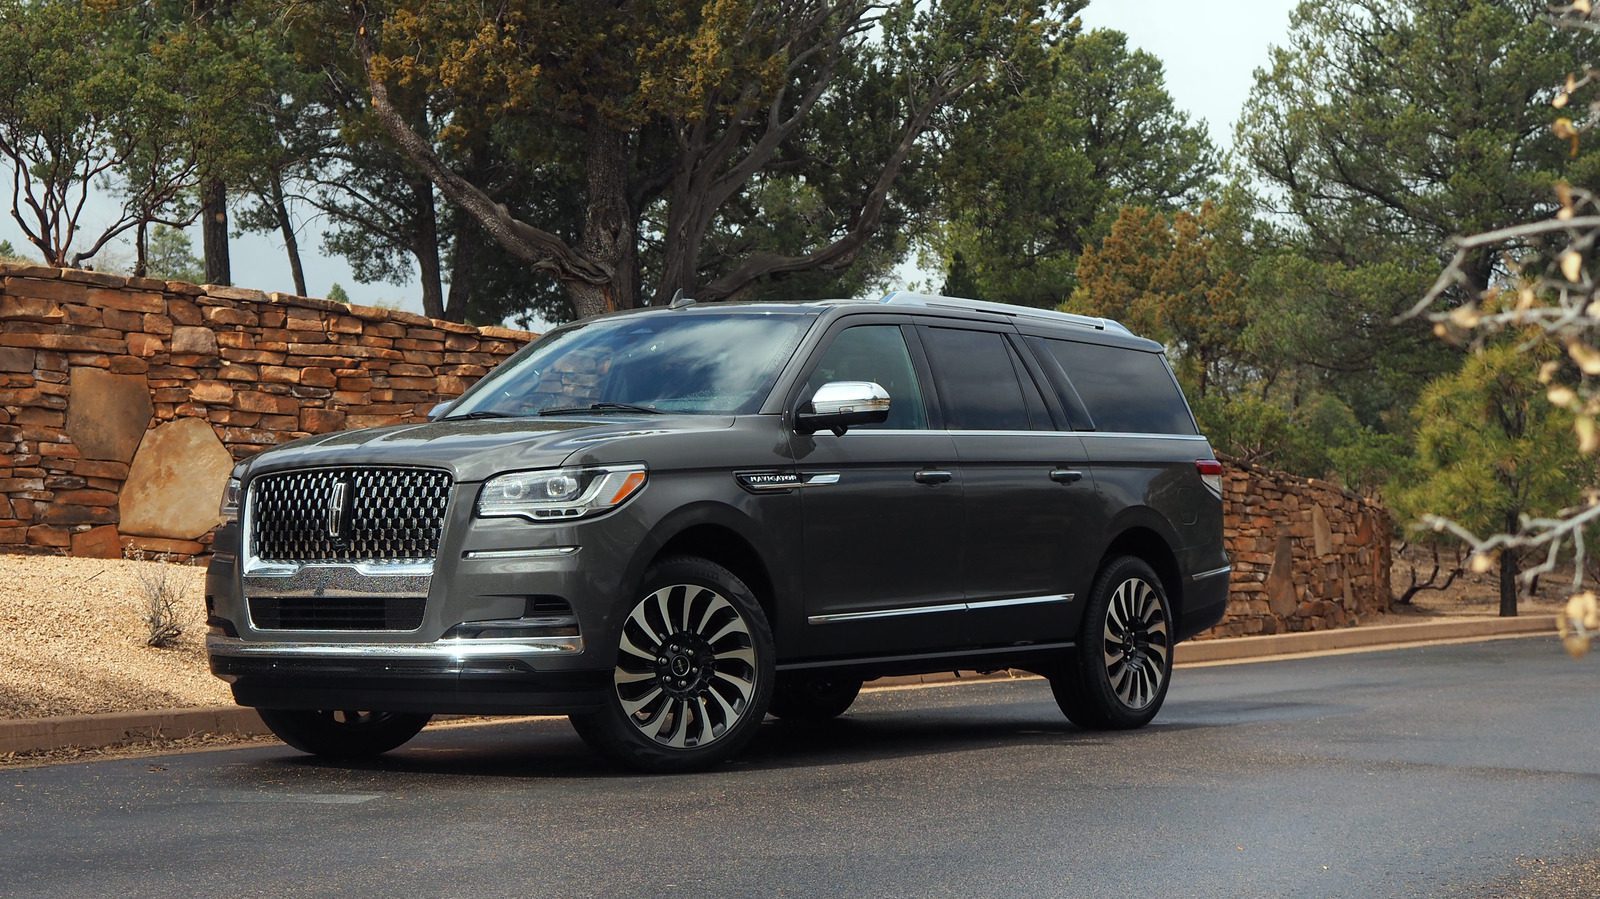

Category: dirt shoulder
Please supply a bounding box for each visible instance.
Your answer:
[0,554,230,719]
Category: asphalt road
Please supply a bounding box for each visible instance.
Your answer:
[3,637,1598,898]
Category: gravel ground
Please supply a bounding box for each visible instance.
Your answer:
[0,554,229,719]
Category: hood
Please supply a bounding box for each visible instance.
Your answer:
[243,414,735,483]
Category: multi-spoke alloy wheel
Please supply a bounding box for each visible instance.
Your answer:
[570,555,774,772]
[1050,555,1174,730]
[1102,576,1170,711]
[613,583,758,749]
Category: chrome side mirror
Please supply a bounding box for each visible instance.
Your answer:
[427,401,455,421]
[797,381,891,436]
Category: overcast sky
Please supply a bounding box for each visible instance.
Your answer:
[1,0,1302,317]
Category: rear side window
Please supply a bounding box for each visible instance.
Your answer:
[920,327,1047,431]
[1030,337,1197,435]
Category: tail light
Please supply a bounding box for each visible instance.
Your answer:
[1196,459,1223,499]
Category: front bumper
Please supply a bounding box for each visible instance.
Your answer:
[208,634,609,715]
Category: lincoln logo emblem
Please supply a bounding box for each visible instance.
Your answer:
[326,479,351,540]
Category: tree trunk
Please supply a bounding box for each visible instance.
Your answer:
[445,221,475,323]
[134,221,148,278]
[567,122,636,320]
[408,176,445,320]
[270,174,307,297]
[201,178,231,285]
[1499,512,1519,617]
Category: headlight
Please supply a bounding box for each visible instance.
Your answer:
[218,466,244,522]
[478,464,647,521]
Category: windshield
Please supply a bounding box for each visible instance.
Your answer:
[448,310,817,417]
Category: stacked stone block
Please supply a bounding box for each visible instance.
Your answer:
[0,264,533,560]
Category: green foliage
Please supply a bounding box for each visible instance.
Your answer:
[0,239,20,262]
[144,226,203,283]
[0,1,282,270]
[1238,0,1600,423]
[1066,199,1250,397]
[932,28,1217,307]
[1393,344,1584,539]
[326,283,351,305]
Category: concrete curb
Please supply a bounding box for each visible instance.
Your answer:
[0,706,266,756]
[0,615,1560,757]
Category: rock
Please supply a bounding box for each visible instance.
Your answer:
[118,418,233,540]
[65,368,153,463]
[1312,504,1333,557]
[1265,535,1299,618]
[71,525,123,559]
[170,326,218,355]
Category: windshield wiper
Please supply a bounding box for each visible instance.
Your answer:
[444,410,515,421]
[539,402,662,416]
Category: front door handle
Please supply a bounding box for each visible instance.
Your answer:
[1050,468,1084,484]
[914,469,954,485]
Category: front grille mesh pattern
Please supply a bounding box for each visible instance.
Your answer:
[249,597,426,631]
[250,467,452,563]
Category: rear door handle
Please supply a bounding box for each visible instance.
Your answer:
[914,469,953,485]
[1050,468,1084,484]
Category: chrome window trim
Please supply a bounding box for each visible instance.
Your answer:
[808,593,1073,625]
[838,429,1207,440]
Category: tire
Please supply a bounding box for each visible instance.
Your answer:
[569,555,775,773]
[768,674,863,722]
[255,709,431,758]
[1051,556,1173,730]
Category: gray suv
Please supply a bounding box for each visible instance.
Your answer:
[205,293,1229,771]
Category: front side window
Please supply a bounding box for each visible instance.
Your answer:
[801,325,928,429]
[449,311,816,417]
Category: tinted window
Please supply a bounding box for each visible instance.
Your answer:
[450,312,814,417]
[1032,337,1197,434]
[920,327,1035,431]
[802,325,927,429]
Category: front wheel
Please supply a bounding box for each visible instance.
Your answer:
[255,709,432,758]
[569,555,775,773]
[1050,556,1173,730]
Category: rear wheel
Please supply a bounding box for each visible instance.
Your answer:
[255,709,431,758]
[768,674,863,722]
[1051,556,1173,730]
[569,555,774,773]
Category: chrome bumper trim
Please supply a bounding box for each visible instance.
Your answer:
[243,560,434,578]
[207,634,584,660]
[461,547,580,560]
[1191,564,1233,582]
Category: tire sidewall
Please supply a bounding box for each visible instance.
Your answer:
[1074,556,1174,728]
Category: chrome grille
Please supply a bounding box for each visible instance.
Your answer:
[249,467,452,563]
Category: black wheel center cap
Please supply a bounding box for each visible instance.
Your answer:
[670,654,692,677]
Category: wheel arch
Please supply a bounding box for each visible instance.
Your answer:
[627,503,784,641]
[1096,516,1186,638]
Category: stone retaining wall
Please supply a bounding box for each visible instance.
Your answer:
[0,264,534,559]
[1204,456,1392,638]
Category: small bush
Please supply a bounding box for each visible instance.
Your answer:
[130,552,184,647]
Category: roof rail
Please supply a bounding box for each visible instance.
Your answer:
[877,291,1131,334]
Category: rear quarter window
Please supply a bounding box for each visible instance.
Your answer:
[1030,337,1197,435]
